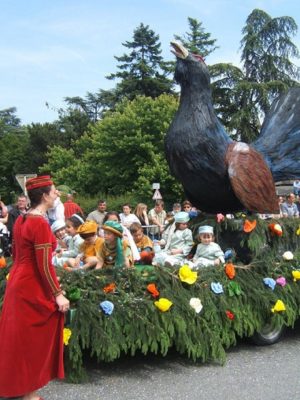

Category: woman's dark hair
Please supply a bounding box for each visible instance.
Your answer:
[27,185,52,208]
[103,211,120,223]
[66,215,85,229]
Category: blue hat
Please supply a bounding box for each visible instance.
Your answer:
[174,211,190,223]
[198,225,214,235]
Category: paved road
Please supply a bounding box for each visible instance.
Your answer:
[35,325,300,400]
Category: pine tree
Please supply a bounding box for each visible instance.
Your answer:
[106,23,174,102]
[174,17,218,58]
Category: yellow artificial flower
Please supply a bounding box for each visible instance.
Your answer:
[296,227,300,236]
[6,273,9,281]
[179,265,198,285]
[271,300,286,313]
[63,328,72,345]
[154,298,173,312]
[292,270,300,282]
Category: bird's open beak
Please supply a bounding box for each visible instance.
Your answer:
[170,41,189,59]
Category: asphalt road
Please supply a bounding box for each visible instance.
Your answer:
[32,324,300,400]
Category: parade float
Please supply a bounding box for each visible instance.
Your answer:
[2,214,299,382]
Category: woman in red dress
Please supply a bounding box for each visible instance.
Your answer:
[0,176,70,400]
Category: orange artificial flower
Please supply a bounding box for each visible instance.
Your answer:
[0,256,7,268]
[103,283,116,293]
[243,219,257,233]
[147,283,160,298]
[268,223,283,236]
[225,263,236,279]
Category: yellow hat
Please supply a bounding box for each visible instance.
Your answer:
[77,220,98,235]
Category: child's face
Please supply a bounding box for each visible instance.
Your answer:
[177,222,188,230]
[65,223,77,237]
[104,231,116,245]
[84,234,97,244]
[55,227,66,240]
[122,205,131,215]
[132,229,143,243]
[199,233,214,245]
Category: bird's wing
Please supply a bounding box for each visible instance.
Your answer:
[225,142,279,213]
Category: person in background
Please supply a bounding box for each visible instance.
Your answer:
[0,199,8,223]
[192,225,225,269]
[172,202,181,215]
[86,199,107,227]
[6,194,28,243]
[293,180,300,196]
[148,200,167,240]
[119,203,140,228]
[130,222,154,265]
[97,221,133,269]
[281,193,299,218]
[47,191,65,225]
[0,175,69,400]
[134,203,149,229]
[64,193,84,219]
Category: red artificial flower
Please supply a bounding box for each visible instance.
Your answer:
[268,223,283,236]
[103,283,116,294]
[225,310,235,320]
[243,219,257,233]
[147,283,160,298]
[225,263,236,280]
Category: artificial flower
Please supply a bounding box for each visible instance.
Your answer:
[296,226,300,236]
[179,265,197,285]
[276,276,286,287]
[189,298,203,313]
[282,251,293,261]
[224,249,234,262]
[263,277,276,290]
[63,328,72,345]
[268,223,283,236]
[216,213,225,223]
[292,270,300,282]
[228,281,242,296]
[147,283,160,298]
[211,282,224,294]
[6,273,9,281]
[243,219,257,233]
[225,263,236,279]
[100,300,114,315]
[271,300,286,313]
[225,310,235,320]
[0,256,7,268]
[103,283,116,294]
[154,298,173,312]
[68,287,81,301]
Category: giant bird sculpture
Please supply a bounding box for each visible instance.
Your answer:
[165,41,300,214]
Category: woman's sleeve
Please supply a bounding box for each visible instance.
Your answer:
[33,219,62,297]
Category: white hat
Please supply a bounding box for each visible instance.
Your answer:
[51,219,66,233]
[198,225,214,235]
[174,211,190,223]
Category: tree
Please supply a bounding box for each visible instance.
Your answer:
[210,9,300,142]
[0,107,22,137]
[106,23,174,103]
[174,17,218,58]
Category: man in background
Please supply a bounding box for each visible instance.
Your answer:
[64,193,84,219]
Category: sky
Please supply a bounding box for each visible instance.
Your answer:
[0,0,299,125]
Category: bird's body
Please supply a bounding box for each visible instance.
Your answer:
[166,42,300,214]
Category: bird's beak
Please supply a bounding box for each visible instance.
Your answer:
[170,41,189,59]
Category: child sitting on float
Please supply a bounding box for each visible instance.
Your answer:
[130,222,154,265]
[69,220,103,270]
[53,214,84,268]
[96,220,133,269]
[51,219,70,267]
[152,211,193,267]
[192,225,225,269]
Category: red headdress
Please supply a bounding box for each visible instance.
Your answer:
[25,175,53,191]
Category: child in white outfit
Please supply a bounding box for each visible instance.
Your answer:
[192,225,224,269]
[152,211,193,267]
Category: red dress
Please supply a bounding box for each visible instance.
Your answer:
[0,214,65,397]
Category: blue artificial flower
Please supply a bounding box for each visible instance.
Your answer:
[263,277,276,291]
[211,282,224,294]
[100,300,114,315]
[224,248,234,261]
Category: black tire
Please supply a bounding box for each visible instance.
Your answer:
[252,321,285,345]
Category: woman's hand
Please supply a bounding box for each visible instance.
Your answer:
[56,293,70,313]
